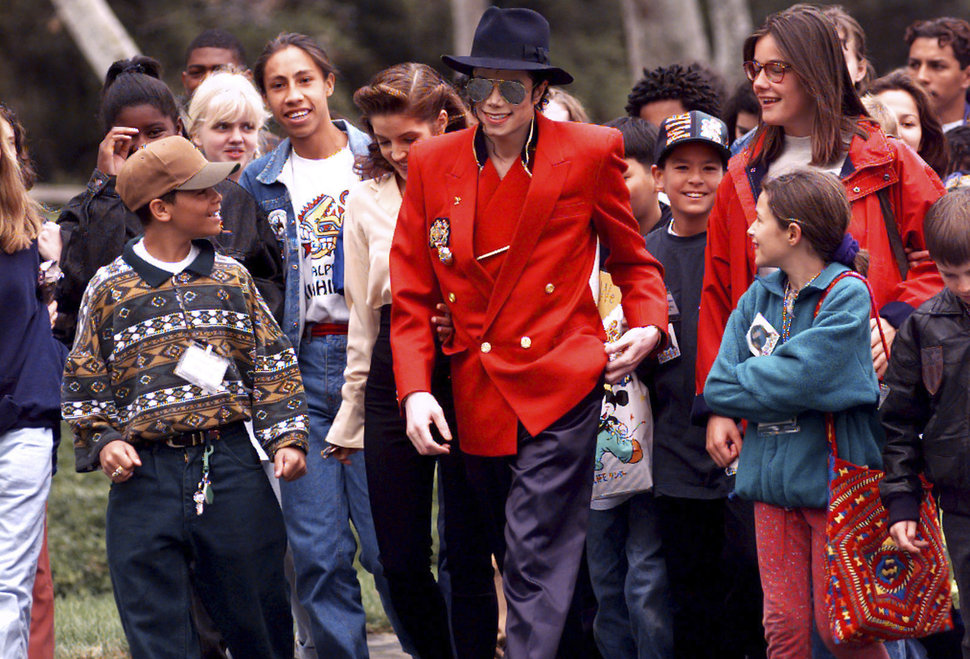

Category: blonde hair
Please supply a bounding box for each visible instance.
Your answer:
[187,69,270,143]
[0,131,42,254]
[860,94,898,137]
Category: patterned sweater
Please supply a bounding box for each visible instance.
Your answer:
[63,239,309,472]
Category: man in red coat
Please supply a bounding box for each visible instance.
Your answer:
[389,7,668,658]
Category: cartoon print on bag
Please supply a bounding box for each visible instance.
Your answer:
[595,385,645,470]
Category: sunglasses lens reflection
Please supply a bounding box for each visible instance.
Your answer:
[467,78,527,105]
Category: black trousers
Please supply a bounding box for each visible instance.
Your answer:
[655,495,765,659]
[364,306,497,659]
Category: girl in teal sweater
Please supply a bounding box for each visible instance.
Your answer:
[705,169,889,658]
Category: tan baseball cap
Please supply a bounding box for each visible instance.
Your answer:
[116,136,239,212]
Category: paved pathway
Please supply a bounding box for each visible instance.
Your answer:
[367,633,409,658]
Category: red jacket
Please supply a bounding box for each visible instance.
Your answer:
[695,119,945,402]
[390,113,668,456]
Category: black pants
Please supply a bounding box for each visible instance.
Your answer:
[655,495,766,659]
[364,306,497,659]
[106,425,292,659]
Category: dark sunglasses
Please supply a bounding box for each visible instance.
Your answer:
[743,59,793,84]
[466,77,528,105]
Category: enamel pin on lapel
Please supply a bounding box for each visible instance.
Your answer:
[430,217,454,265]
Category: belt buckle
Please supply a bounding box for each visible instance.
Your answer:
[164,430,207,449]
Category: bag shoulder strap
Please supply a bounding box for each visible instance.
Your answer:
[814,271,887,460]
[877,186,908,281]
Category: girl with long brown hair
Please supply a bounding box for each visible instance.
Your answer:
[871,70,949,178]
[0,112,63,658]
[326,62,496,659]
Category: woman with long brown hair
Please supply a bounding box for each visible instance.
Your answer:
[695,4,945,656]
[871,70,949,178]
[0,113,63,657]
[326,62,496,659]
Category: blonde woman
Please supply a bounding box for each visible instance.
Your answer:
[187,69,271,178]
[0,124,62,657]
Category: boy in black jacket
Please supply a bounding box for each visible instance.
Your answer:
[880,190,970,658]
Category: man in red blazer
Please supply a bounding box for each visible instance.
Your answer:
[389,8,668,657]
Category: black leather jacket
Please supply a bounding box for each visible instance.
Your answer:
[879,287,970,522]
[54,170,284,344]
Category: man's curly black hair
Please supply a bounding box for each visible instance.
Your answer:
[626,63,722,119]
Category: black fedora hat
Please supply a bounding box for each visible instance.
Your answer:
[442,7,573,85]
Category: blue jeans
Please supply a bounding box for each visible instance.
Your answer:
[586,492,673,659]
[282,335,410,658]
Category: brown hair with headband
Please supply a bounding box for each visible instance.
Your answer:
[352,63,471,180]
[762,169,869,274]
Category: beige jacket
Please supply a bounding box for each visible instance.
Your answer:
[326,174,402,449]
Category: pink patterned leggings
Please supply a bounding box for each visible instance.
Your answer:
[753,502,889,659]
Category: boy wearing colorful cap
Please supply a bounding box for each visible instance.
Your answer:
[645,112,756,656]
[62,136,308,659]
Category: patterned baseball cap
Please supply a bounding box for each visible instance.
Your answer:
[654,111,731,167]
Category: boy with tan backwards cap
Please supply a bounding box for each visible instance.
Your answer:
[62,135,309,659]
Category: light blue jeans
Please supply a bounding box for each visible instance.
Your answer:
[282,335,411,658]
[586,492,673,659]
[0,427,51,657]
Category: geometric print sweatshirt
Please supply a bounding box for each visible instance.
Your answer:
[63,239,309,472]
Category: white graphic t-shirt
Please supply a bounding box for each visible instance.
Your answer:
[279,146,358,324]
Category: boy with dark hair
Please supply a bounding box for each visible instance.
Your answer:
[626,63,722,127]
[183,29,247,96]
[880,190,970,659]
[63,135,308,659]
[603,116,667,234]
[645,111,765,657]
[906,17,970,131]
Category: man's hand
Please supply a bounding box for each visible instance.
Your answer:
[870,317,897,378]
[38,222,62,262]
[604,326,661,384]
[403,392,451,455]
[889,520,929,554]
[99,440,142,482]
[274,447,307,481]
[96,126,139,175]
[431,303,454,343]
[706,414,742,468]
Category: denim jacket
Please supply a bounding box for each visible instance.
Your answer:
[238,119,371,350]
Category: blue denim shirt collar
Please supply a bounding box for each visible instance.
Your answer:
[254,119,371,186]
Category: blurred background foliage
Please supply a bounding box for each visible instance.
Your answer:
[0,0,966,185]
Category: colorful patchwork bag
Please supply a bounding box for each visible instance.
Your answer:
[819,273,953,643]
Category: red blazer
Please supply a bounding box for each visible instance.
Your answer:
[695,120,945,400]
[390,113,668,456]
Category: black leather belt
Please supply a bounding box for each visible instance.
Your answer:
[163,428,222,448]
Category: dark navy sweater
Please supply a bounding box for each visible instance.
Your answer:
[0,242,65,435]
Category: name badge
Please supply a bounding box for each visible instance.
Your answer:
[174,342,229,395]
[747,312,780,357]
[657,322,681,364]
[758,418,800,435]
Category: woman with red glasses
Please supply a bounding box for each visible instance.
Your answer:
[695,4,945,657]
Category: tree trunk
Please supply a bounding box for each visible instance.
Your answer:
[450,0,487,57]
[620,0,711,80]
[50,0,139,80]
[707,0,753,85]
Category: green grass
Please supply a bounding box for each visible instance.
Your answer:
[50,427,409,657]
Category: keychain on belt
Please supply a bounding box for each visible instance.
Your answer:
[193,445,215,516]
